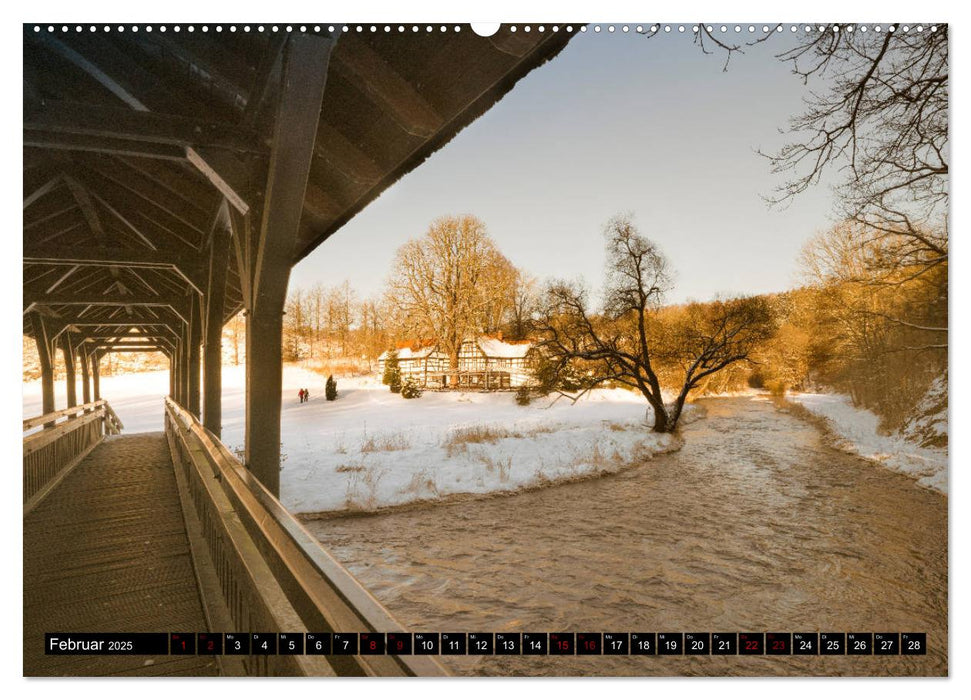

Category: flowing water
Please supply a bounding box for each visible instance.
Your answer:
[303,396,947,676]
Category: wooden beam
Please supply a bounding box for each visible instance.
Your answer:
[488,29,544,58]
[61,321,178,331]
[178,329,189,407]
[188,293,202,418]
[33,35,257,210]
[23,174,62,210]
[24,244,205,281]
[30,312,56,421]
[242,35,287,129]
[26,291,186,307]
[59,332,78,408]
[332,38,443,138]
[315,122,383,186]
[78,161,210,238]
[185,147,253,215]
[91,350,101,400]
[88,339,166,346]
[79,330,179,342]
[80,347,92,404]
[24,129,186,160]
[134,34,251,112]
[203,202,232,437]
[78,180,201,251]
[168,352,176,399]
[96,345,164,352]
[246,33,334,497]
[42,265,80,294]
[35,34,150,110]
[88,193,158,251]
[25,100,265,154]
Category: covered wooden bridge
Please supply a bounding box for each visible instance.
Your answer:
[22,24,573,676]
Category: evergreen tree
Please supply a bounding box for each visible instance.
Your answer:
[401,376,423,399]
[383,350,402,393]
[325,375,338,401]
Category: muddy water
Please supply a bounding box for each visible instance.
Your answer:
[304,396,947,676]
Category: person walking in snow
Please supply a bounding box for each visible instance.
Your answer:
[298,388,305,403]
[304,388,310,402]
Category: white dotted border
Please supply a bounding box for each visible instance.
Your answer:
[28,24,941,35]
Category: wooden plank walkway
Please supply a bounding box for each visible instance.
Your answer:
[23,433,219,677]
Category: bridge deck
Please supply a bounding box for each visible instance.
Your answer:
[23,433,218,676]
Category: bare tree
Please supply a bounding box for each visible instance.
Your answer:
[307,282,325,359]
[480,254,518,335]
[386,215,516,385]
[674,26,948,320]
[226,311,244,366]
[328,281,356,356]
[357,297,387,370]
[506,269,539,340]
[283,289,308,361]
[536,215,773,433]
[766,27,948,299]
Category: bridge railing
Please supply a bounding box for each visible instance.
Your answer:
[23,399,124,512]
[163,397,448,678]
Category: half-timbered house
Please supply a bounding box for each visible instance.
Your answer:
[378,334,534,390]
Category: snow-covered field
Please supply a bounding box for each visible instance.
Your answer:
[23,365,676,514]
[790,393,948,494]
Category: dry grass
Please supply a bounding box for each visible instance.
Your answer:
[335,463,366,473]
[401,468,440,499]
[476,454,513,483]
[443,423,557,457]
[306,357,372,378]
[342,464,387,511]
[359,431,411,453]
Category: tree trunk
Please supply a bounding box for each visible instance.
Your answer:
[651,403,670,433]
[449,351,460,389]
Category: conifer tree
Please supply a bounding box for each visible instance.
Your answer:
[383,350,402,393]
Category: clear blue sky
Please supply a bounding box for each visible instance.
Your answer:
[290,29,838,305]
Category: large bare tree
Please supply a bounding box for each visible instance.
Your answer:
[506,269,539,340]
[386,215,516,384]
[536,215,773,433]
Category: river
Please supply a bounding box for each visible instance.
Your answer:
[303,396,947,676]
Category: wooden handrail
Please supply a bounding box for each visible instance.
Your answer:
[164,397,448,677]
[23,398,121,511]
[102,401,124,434]
[23,408,106,456]
[23,399,105,432]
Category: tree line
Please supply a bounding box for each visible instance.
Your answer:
[279,214,542,379]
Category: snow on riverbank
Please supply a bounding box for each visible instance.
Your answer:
[236,368,676,514]
[23,365,677,514]
[789,393,948,494]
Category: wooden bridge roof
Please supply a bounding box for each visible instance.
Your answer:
[23,26,574,346]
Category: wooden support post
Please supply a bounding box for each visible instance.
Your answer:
[244,34,334,497]
[178,331,190,407]
[203,210,232,436]
[60,332,77,408]
[171,340,180,402]
[188,294,202,418]
[169,351,176,399]
[31,312,56,423]
[80,347,91,404]
[92,350,101,401]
